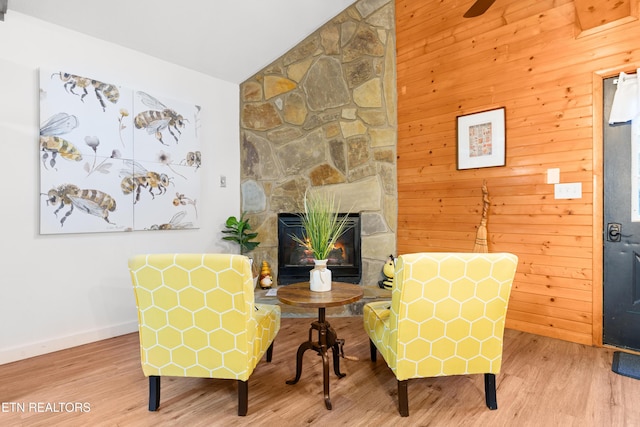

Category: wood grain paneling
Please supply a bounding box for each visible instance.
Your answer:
[574,0,635,32]
[395,0,640,345]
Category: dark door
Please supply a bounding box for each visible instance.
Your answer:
[603,75,640,351]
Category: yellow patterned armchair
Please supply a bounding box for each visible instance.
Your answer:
[363,252,518,416]
[128,253,281,416]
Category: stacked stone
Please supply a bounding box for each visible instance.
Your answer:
[239,0,397,289]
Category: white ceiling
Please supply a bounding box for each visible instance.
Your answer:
[10,0,357,84]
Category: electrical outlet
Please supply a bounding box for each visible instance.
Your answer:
[220,175,226,188]
[554,182,582,199]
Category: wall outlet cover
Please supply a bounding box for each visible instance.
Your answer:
[554,182,582,199]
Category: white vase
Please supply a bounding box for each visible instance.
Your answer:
[310,259,332,292]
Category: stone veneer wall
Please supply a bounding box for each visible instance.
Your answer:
[239,0,396,287]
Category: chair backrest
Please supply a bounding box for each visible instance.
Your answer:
[387,252,518,380]
[128,253,257,379]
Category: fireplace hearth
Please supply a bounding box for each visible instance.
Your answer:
[277,213,361,285]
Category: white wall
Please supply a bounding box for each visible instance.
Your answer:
[0,13,241,364]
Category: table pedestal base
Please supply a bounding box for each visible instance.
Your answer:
[286,308,345,410]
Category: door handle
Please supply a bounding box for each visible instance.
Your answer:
[607,223,622,242]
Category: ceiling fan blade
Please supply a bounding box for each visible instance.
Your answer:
[463,0,497,18]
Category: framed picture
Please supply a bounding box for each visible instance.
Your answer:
[457,107,506,170]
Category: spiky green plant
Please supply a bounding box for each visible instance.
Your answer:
[291,191,352,260]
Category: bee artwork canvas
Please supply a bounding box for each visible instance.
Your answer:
[39,67,201,234]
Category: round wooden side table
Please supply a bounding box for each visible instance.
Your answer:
[277,281,363,410]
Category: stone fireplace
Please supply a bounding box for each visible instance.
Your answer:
[239,0,397,288]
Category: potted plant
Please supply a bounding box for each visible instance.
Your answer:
[291,190,351,292]
[221,212,260,255]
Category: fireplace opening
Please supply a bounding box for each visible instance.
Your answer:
[277,213,361,285]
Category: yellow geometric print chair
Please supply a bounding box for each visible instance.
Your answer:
[363,252,518,416]
[128,253,281,416]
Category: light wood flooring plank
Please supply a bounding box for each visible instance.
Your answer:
[0,317,638,426]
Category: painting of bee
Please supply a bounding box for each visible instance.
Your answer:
[39,68,201,234]
[182,151,201,170]
[40,112,83,170]
[43,184,117,227]
[120,160,172,203]
[51,71,120,112]
[148,211,193,230]
[134,91,187,145]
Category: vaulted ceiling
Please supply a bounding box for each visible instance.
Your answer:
[9,0,357,84]
[10,1,635,83]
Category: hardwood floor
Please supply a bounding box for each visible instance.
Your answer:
[1,317,638,426]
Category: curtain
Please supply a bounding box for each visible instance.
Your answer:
[609,69,640,221]
[609,70,639,124]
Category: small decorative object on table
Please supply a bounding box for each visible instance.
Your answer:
[291,190,352,292]
[310,259,331,292]
[258,261,273,289]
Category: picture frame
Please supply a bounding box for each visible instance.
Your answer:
[456,107,506,170]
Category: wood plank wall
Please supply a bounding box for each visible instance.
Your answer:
[395,0,640,346]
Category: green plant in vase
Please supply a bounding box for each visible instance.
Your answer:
[291,191,351,291]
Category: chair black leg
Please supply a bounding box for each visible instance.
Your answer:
[369,339,377,362]
[149,376,160,411]
[238,380,248,416]
[398,380,409,417]
[484,373,497,410]
[266,341,274,362]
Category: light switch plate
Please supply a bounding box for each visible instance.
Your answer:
[547,168,560,184]
[554,182,582,199]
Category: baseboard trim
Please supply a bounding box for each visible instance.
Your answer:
[0,321,138,365]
